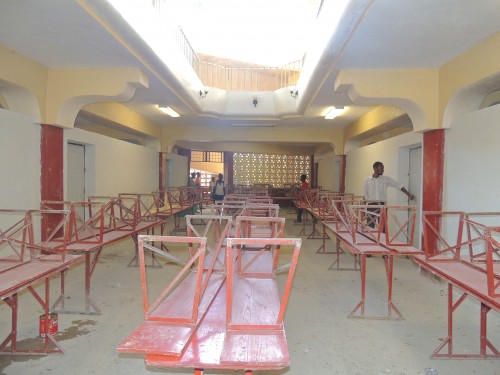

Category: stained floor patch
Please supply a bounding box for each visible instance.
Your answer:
[0,319,98,372]
[56,319,97,341]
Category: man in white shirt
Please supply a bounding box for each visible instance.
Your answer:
[364,161,415,203]
[363,161,415,231]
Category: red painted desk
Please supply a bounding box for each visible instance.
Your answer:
[414,256,500,359]
[323,222,422,320]
[50,220,165,315]
[0,254,83,355]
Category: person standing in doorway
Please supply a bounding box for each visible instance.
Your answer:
[213,173,225,202]
[363,161,414,228]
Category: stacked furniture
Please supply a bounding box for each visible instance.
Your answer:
[118,194,302,374]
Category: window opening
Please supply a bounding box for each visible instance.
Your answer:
[190,150,224,163]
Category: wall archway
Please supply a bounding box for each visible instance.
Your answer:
[443,71,500,128]
[0,79,40,122]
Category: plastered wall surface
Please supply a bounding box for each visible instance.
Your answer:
[317,156,340,191]
[345,131,423,204]
[64,128,159,197]
[166,152,189,188]
[444,104,500,212]
[0,109,40,210]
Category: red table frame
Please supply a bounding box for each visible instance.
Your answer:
[323,202,421,320]
[417,211,500,359]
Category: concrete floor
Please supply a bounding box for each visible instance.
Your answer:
[0,211,499,375]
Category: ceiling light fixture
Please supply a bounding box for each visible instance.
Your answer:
[252,96,259,107]
[231,123,275,127]
[324,106,344,119]
[157,105,180,117]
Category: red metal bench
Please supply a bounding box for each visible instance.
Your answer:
[152,188,201,234]
[117,235,224,356]
[41,198,165,314]
[414,211,499,358]
[141,237,301,374]
[118,209,302,374]
[0,209,83,355]
[322,200,421,320]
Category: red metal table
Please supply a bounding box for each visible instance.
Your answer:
[0,254,83,355]
[414,255,500,359]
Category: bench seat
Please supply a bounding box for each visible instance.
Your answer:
[414,255,499,310]
[145,282,290,371]
[117,272,225,356]
[0,254,82,299]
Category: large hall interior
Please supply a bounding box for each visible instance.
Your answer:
[0,1,499,374]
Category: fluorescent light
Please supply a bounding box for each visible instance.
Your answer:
[157,105,180,117]
[231,123,275,127]
[324,106,344,120]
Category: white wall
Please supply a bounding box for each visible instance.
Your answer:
[345,132,423,204]
[64,128,159,197]
[166,152,189,187]
[0,109,40,209]
[317,156,339,191]
[444,104,500,212]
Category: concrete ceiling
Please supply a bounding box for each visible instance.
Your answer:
[1,0,499,135]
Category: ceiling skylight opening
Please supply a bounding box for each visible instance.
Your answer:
[105,0,351,74]
[162,0,329,67]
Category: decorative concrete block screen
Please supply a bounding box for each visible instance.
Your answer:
[233,153,310,188]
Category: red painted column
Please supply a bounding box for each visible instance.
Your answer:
[422,129,445,254]
[40,124,64,241]
[158,152,167,191]
[338,155,346,193]
[224,152,234,191]
[310,155,316,188]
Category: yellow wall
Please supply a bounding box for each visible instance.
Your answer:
[0,44,48,121]
[439,32,500,127]
[344,106,406,141]
[82,103,162,140]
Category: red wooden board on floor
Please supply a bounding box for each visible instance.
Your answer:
[145,282,290,371]
[220,330,289,369]
[230,277,280,326]
[118,322,195,356]
[117,272,225,356]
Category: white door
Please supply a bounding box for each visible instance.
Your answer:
[409,146,422,247]
[67,143,86,219]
